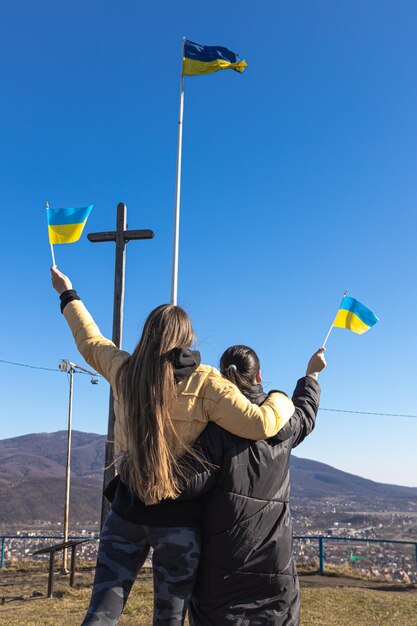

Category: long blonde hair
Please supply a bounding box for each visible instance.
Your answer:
[116,304,195,505]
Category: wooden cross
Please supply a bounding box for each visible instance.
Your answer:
[87,202,154,526]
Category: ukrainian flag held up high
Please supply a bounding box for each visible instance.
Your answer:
[47,205,93,245]
[183,40,247,76]
[333,296,379,335]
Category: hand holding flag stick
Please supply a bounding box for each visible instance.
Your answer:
[322,292,380,348]
[306,348,327,380]
[51,266,73,294]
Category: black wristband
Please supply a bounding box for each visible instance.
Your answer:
[59,289,80,313]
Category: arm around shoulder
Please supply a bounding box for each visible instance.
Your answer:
[202,372,295,440]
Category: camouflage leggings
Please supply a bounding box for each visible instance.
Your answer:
[81,510,201,626]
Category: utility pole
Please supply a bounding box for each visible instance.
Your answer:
[87,202,154,528]
[59,360,98,573]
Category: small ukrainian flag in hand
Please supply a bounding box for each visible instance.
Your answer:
[47,205,93,245]
[333,296,379,335]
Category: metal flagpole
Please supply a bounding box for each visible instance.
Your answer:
[46,202,56,266]
[170,37,186,305]
[59,360,99,572]
[322,291,348,348]
[61,362,74,573]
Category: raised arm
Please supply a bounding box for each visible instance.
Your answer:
[290,348,326,448]
[51,267,129,383]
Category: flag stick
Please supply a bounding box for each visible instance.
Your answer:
[170,37,186,305]
[50,243,56,267]
[322,291,348,348]
[322,322,334,349]
[46,201,56,267]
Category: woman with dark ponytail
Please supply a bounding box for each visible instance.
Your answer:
[220,345,263,402]
[188,344,326,626]
[50,267,295,626]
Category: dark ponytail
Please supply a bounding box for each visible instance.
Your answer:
[220,345,260,394]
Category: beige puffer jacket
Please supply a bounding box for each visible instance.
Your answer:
[63,300,295,454]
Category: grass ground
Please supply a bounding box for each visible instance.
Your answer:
[1,564,417,625]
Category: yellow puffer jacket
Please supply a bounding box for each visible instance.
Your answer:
[63,300,295,454]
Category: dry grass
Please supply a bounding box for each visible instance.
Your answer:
[301,588,417,625]
[1,564,417,626]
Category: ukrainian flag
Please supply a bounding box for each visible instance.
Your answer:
[333,296,379,335]
[183,40,247,76]
[47,205,93,244]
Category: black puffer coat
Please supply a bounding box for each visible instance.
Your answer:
[188,376,320,626]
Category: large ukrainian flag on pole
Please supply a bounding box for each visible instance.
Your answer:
[47,205,93,244]
[333,295,379,335]
[182,39,247,76]
[171,38,246,305]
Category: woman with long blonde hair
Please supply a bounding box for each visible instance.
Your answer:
[51,266,295,625]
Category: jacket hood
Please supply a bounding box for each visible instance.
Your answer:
[171,348,201,382]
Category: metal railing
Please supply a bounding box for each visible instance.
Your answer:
[294,535,417,574]
[1,533,416,574]
[0,535,99,569]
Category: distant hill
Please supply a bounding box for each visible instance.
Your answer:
[0,431,416,525]
[0,431,104,482]
[0,431,105,524]
[290,456,417,501]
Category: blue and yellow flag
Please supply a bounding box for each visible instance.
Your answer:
[333,296,379,335]
[183,39,247,76]
[47,205,93,244]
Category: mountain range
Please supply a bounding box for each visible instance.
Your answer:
[1,431,416,525]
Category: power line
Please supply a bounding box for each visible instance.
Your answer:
[1,357,416,418]
[0,358,60,372]
[0,358,100,377]
[320,407,417,419]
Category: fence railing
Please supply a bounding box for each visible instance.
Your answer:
[293,535,417,574]
[0,534,99,569]
[1,534,417,574]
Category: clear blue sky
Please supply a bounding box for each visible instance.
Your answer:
[1,1,417,486]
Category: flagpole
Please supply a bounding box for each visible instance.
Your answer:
[170,37,186,305]
[46,201,56,267]
[50,244,56,267]
[322,291,348,348]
